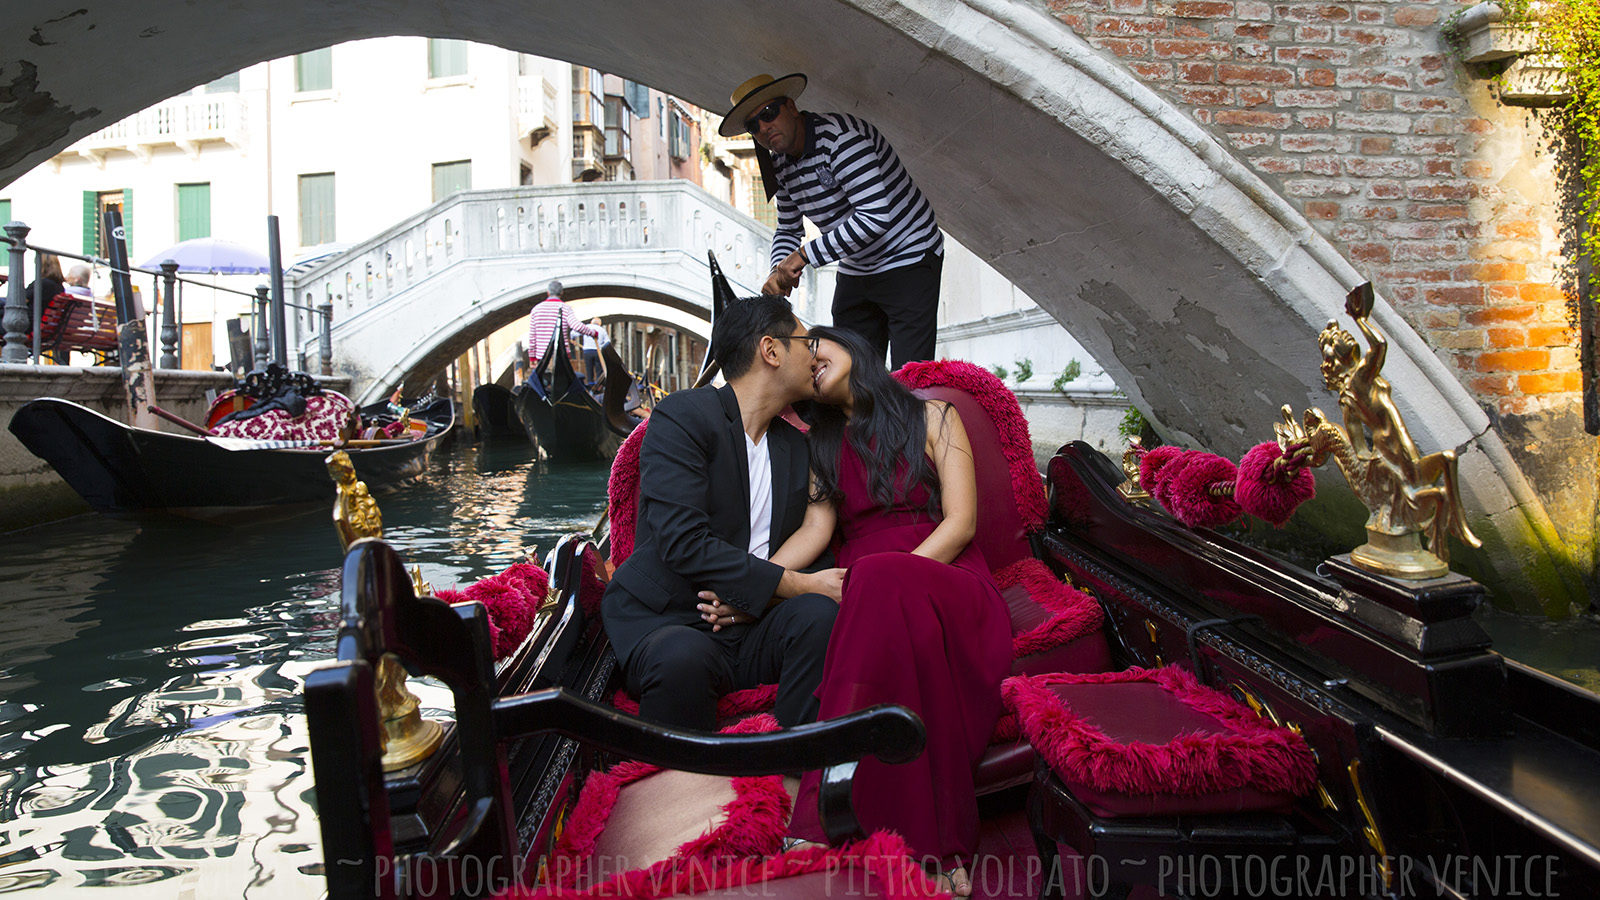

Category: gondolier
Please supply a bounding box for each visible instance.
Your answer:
[721,72,943,369]
[526,280,603,368]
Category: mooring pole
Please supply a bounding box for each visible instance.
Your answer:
[267,215,287,366]
[159,260,180,369]
[318,301,334,376]
[104,209,159,429]
[253,285,271,370]
[2,222,30,363]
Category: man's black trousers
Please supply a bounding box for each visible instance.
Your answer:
[831,250,944,371]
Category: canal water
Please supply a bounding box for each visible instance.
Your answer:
[1,436,1596,897]
[0,439,609,896]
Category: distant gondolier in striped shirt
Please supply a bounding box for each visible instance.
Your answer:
[720,73,943,370]
[526,279,603,368]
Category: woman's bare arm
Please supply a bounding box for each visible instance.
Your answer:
[911,400,977,565]
[770,473,837,571]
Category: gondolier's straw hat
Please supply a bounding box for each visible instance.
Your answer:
[718,73,807,137]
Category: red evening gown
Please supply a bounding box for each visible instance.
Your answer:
[789,439,1012,864]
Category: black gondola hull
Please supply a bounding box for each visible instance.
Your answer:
[8,397,449,515]
[471,384,525,440]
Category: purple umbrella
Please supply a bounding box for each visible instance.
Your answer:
[140,237,271,274]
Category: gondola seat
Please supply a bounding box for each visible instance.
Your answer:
[36,291,119,363]
[1005,666,1320,900]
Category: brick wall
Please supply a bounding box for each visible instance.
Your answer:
[1045,0,1574,418]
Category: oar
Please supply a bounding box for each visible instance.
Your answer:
[149,405,214,436]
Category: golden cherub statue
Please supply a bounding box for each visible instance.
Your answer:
[325,449,441,770]
[1279,283,1481,579]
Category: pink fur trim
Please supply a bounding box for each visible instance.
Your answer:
[993,558,1104,656]
[608,421,650,566]
[609,684,778,721]
[1138,445,1185,496]
[894,360,1047,531]
[990,711,1020,744]
[1163,453,1243,529]
[579,545,606,620]
[1002,666,1317,797]
[505,830,948,899]
[1235,442,1316,527]
[549,714,789,889]
[435,562,550,660]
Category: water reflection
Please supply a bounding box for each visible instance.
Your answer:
[0,440,608,894]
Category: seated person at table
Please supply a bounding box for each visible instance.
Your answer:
[600,294,843,732]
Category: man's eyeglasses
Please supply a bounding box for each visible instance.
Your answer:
[744,100,784,135]
[772,334,819,353]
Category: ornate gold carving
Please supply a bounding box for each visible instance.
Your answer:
[1117,437,1151,501]
[1143,619,1166,666]
[1348,758,1393,889]
[328,450,383,553]
[326,450,442,772]
[1280,283,1482,580]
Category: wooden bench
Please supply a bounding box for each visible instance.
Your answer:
[37,292,119,363]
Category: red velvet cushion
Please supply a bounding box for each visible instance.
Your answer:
[1003,667,1317,819]
[994,561,1108,675]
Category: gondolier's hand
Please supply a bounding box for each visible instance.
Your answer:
[761,251,806,297]
[697,591,754,631]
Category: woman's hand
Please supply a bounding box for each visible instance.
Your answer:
[808,567,846,603]
[697,591,755,631]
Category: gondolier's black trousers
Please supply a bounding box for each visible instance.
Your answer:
[832,249,943,371]
[623,593,836,732]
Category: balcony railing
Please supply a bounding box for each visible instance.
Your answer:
[69,94,247,158]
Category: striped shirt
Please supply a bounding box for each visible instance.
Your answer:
[770,112,942,277]
[527,299,602,364]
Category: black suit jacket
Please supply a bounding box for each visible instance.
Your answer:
[602,385,811,667]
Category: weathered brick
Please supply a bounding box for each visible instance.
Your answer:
[1176,85,1234,104]
[1346,157,1421,178]
[1461,160,1494,178]
[1486,284,1522,305]
[1256,156,1303,173]
[1282,134,1345,151]
[1378,221,1440,240]
[1336,111,1412,133]
[1475,349,1550,372]
[1395,241,1465,261]
[1215,109,1292,127]
[1228,131,1277,149]
[1359,91,1393,111]
[1304,200,1341,218]
[1237,87,1272,106]
[1333,223,1370,241]
[1414,116,1469,136]
[1431,329,1486,350]
[1297,112,1334,128]
[1111,0,1151,11]
[1396,136,1458,154]
[1173,0,1235,15]
[1393,6,1439,26]
[1424,310,1461,328]
[1276,89,1342,107]
[1284,179,1357,197]
[1518,371,1583,394]
[1304,155,1342,175]
[1276,47,1354,64]
[1527,325,1572,346]
[1154,38,1230,58]
[1347,203,1400,219]
[1234,23,1275,39]
[1368,181,1403,199]
[1487,327,1526,348]
[1302,67,1337,87]
[1423,286,1481,306]
[1092,37,1151,58]
[1237,0,1272,18]
[1178,62,1216,82]
[1470,375,1515,395]
[1471,261,1528,281]
[1130,61,1175,79]
[1407,182,1476,201]
[1218,63,1294,84]
[1355,7,1384,24]
[1396,94,1460,113]
[1359,137,1392,154]
[1174,23,1211,37]
[1386,267,1452,282]
[1350,243,1392,262]
[1336,69,1410,89]
[1235,42,1274,62]
[1471,240,1538,262]
[1496,220,1539,241]
[1424,159,1455,176]
[1466,305,1537,326]
[1519,283,1568,304]
[1335,27,1415,47]
[1278,4,1352,23]
[1095,17,1169,35]
[1551,347,1580,370]
[1296,25,1333,41]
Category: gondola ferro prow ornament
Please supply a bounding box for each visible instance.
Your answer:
[327,450,444,772]
[1290,282,1482,580]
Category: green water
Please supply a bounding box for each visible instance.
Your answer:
[0,439,609,896]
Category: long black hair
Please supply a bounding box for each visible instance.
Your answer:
[806,326,942,515]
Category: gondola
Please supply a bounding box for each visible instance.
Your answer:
[471,383,524,439]
[8,372,452,517]
[304,287,1600,899]
[511,335,638,462]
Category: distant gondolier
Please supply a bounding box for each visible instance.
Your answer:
[526,280,603,368]
[721,73,943,369]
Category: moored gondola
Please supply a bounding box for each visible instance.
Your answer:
[472,383,524,439]
[512,334,639,462]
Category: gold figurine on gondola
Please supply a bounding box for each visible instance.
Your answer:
[327,450,443,771]
[1279,283,1482,579]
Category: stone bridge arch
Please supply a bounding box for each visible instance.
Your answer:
[0,0,1583,605]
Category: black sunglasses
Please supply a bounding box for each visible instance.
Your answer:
[772,334,819,353]
[744,100,784,135]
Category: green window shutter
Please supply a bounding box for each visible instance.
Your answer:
[299,173,336,245]
[431,160,471,202]
[428,39,467,78]
[296,48,332,92]
[83,191,96,255]
[0,200,12,226]
[177,183,211,241]
[121,188,133,254]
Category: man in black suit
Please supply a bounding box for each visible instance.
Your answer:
[601,295,841,731]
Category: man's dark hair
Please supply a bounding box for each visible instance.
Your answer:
[712,294,796,380]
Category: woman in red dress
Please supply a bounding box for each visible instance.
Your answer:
[772,326,1012,895]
